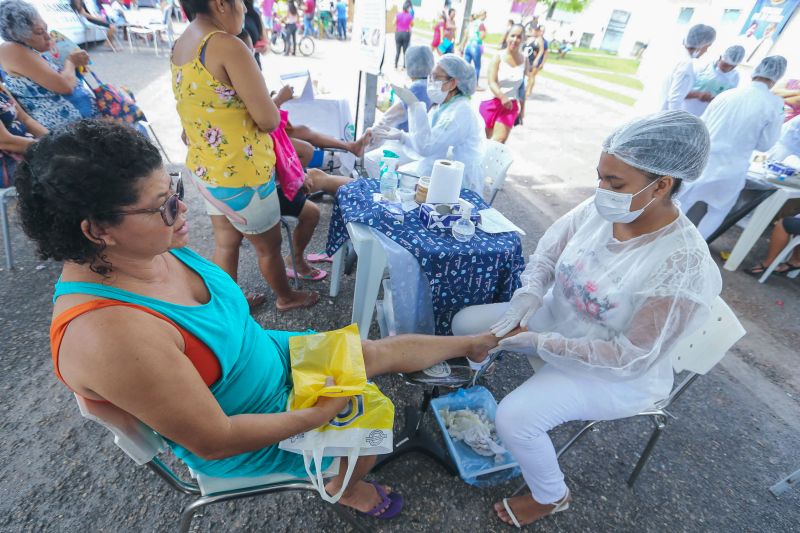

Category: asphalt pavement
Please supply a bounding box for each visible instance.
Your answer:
[0,35,798,533]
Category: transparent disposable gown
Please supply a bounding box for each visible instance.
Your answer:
[512,199,722,388]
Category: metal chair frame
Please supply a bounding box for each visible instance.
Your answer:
[1,187,16,270]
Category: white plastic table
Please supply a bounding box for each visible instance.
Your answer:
[723,176,800,271]
[329,222,387,339]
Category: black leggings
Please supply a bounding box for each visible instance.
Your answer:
[285,23,297,55]
[395,31,410,67]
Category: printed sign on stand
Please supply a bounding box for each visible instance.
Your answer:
[351,0,387,75]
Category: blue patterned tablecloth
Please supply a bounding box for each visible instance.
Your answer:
[325,179,524,335]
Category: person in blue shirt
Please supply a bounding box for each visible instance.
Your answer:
[335,0,347,40]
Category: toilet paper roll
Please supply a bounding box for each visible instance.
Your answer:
[426,159,464,204]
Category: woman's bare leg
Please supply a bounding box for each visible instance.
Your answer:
[283,200,320,276]
[287,123,372,157]
[290,137,316,168]
[210,215,243,280]
[307,168,352,195]
[491,122,512,144]
[764,219,791,266]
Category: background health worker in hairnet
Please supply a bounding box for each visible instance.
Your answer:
[684,45,744,117]
[364,46,434,179]
[678,55,787,240]
[371,55,485,194]
[451,111,722,528]
[653,24,717,112]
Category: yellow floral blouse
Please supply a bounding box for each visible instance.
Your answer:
[171,31,276,188]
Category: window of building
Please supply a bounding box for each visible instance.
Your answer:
[677,7,695,25]
[721,9,742,24]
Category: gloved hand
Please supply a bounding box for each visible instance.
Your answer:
[489,294,540,337]
[372,125,403,142]
[497,331,539,356]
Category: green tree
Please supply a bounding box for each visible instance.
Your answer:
[542,0,591,18]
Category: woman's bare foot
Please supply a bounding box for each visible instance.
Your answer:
[466,332,501,363]
[284,254,315,277]
[325,479,391,514]
[348,130,373,158]
[494,492,570,527]
[275,290,319,312]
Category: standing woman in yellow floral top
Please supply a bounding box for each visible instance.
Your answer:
[172,0,318,311]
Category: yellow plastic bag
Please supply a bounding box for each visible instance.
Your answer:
[280,324,395,503]
[288,323,367,410]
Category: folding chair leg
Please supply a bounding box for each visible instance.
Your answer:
[1,194,12,270]
[627,414,667,487]
[146,124,172,164]
[280,218,299,289]
[178,497,210,533]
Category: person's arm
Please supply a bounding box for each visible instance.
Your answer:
[402,100,466,157]
[755,106,785,152]
[665,65,693,111]
[59,307,349,461]
[217,34,280,132]
[376,101,407,128]
[487,56,509,106]
[2,46,89,95]
[14,100,48,138]
[0,121,35,153]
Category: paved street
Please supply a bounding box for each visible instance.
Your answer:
[1,33,798,533]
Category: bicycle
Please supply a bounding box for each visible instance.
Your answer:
[270,26,316,56]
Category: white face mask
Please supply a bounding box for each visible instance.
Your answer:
[594,179,659,223]
[427,79,448,104]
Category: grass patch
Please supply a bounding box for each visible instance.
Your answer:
[573,46,617,56]
[550,53,640,75]
[566,68,643,91]
[539,70,636,106]
[414,19,433,32]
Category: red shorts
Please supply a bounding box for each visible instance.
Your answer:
[479,97,519,129]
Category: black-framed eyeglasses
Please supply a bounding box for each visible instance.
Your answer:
[110,174,184,226]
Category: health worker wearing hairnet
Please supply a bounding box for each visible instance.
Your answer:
[684,45,744,117]
[371,54,485,194]
[451,111,722,528]
[364,46,435,179]
[678,55,787,240]
[658,24,717,112]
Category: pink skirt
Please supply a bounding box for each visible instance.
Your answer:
[479,97,519,129]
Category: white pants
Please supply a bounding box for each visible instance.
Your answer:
[452,303,657,504]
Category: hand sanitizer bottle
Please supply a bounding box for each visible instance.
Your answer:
[452,199,476,242]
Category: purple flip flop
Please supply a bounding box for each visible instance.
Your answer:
[358,481,404,520]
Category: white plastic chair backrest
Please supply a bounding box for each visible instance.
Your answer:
[75,393,166,465]
[482,140,513,188]
[670,297,745,375]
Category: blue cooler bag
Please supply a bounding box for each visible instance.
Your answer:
[431,386,521,487]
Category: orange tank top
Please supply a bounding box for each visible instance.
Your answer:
[50,300,222,394]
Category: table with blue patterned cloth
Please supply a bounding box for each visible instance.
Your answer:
[325,179,525,335]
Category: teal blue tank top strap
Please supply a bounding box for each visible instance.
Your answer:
[52,247,248,379]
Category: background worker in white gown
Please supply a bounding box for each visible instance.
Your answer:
[684,45,744,117]
[678,55,787,240]
[766,114,800,163]
[642,23,716,113]
[371,55,485,194]
[452,111,722,528]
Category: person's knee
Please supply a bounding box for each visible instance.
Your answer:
[496,395,545,443]
[247,224,282,255]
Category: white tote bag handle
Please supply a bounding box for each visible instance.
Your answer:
[303,447,360,504]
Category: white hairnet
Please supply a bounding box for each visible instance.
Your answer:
[684,24,716,49]
[438,54,477,96]
[721,45,745,65]
[406,45,434,79]
[602,110,710,182]
[752,55,787,82]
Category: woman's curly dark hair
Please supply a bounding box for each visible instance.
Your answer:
[15,119,163,275]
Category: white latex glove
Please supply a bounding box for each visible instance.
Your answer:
[497,331,539,356]
[489,294,540,337]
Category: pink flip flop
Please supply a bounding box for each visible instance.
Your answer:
[285,267,328,281]
[306,252,334,263]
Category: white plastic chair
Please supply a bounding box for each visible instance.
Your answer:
[758,235,800,283]
[515,296,746,491]
[482,140,514,205]
[74,394,366,532]
[1,187,16,270]
[126,8,173,55]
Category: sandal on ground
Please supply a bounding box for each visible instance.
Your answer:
[748,262,768,276]
[357,481,404,520]
[285,267,328,281]
[275,291,319,312]
[245,293,267,310]
[776,262,800,275]
[306,252,334,263]
[500,489,571,529]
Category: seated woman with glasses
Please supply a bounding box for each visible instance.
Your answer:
[18,119,502,520]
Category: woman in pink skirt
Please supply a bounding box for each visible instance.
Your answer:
[479,24,526,143]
